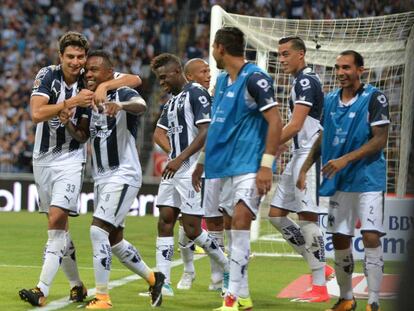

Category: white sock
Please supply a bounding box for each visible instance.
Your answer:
[364,246,383,305]
[194,230,228,272]
[90,225,111,295]
[61,231,82,288]
[178,225,195,274]
[335,248,354,300]
[239,269,250,298]
[156,236,174,284]
[225,229,232,259]
[209,231,224,283]
[298,220,326,286]
[112,239,153,282]
[38,230,66,297]
[269,216,306,255]
[228,230,250,298]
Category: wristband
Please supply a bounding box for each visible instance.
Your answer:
[197,151,205,165]
[260,153,275,168]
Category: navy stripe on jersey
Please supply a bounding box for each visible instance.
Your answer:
[106,116,119,170]
[114,184,129,216]
[176,92,189,161]
[40,122,50,154]
[94,136,104,173]
[126,113,138,139]
[53,88,72,154]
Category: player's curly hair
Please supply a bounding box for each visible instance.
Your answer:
[150,53,182,72]
[58,31,89,55]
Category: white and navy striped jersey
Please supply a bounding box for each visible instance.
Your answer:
[157,82,211,177]
[289,66,324,152]
[89,87,142,187]
[31,65,88,166]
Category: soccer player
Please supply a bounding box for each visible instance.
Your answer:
[59,50,165,309]
[19,32,141,307]
[268,36,333,303]
[202,27,283,311]
[297,50,389,311]
[151,53,229,297]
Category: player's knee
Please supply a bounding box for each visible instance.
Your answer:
[48,207,69,229]
[332,233,352,250]
[268,206,288,217]
[183,224,201,240]
[362,231,381,248]
[205,217,223,231]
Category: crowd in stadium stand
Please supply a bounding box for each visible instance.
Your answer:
[0,0,413,174]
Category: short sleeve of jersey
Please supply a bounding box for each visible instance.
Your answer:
[246,72,278,112]
[294,76,321,107]
[156,103,169,130]
[31,66,54,99]
[117,87,142,102]
[189,86,211,125]
[369,91,390,126]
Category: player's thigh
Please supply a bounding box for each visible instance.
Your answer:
[175,177,203,216]
[203,178,223,218]
[327,191,358,236]
[357,191,385,236]
[33,165,52,214]
[270,160,297,211]
[50,163,84,216]
[93,183,139,228]
[232,173,261,220]
[156,178,181,208]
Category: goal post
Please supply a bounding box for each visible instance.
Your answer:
[208,6,414,247]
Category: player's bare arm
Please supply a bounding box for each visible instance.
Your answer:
[162,123,209,179]
[58,109,89,143]
[192,147,205,192]
[280,104,311,145]
[30,89,93,123]
[296,133,322,190]
[154,127,171,154]
[94,74,142,104]
[256,106,282,195]
[322,124,388,179]
[104,96,147,117]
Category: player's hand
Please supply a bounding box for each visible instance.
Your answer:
[296,170,307,191]
[322,157,348,179]
[275,144,289,158]
[192,163,204,192]
[58,107,74,125]
[69,89,94,108]
[256,166,272,195]
[104,102,122,118]
[162,157,184,179]
[94,83,108,105]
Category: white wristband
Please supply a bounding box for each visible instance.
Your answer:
[261,153,275,168]
[197,151,205,165]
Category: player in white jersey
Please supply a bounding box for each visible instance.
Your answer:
[185,58,226,291]
[19,32,141,307]
[151,53,229,297]
[59,50,165,309]
[268,36,333,303]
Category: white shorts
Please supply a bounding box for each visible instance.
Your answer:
[219,173,261,220]
[156,177,203,216]
[327,191,385,236]
[93,183,139,228]
[203,178,222,218]
[34,163,84,216]
[271,152,323,214]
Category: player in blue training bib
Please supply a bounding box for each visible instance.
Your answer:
[297,50,390,311]
[200,27,283,310]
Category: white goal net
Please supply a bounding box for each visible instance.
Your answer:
[208,6,414,255]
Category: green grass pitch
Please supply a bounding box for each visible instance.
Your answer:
[0,211,399,310]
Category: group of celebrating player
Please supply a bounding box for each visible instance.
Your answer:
[19,26,389,311]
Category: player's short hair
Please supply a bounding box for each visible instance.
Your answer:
[87,50,114,68]
[278,36,306,54]
[339,50,364,67]
[214,27,245,57]
[151,53,182,72]
[58,31,89,55]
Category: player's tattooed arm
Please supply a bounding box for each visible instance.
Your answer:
[297,133,322,190]
[94,73,142,105]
